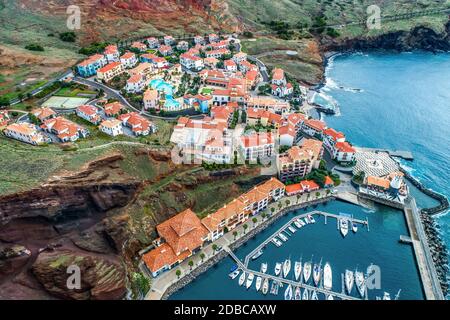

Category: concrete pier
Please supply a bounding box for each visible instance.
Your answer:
[356,147,413,160]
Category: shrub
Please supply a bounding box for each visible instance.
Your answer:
[59,32,76,42]
[25,44,44,52]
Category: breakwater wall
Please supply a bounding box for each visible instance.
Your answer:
[161,196,334,300]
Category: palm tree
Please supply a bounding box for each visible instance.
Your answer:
[243,224,248,234]
[212,244,218,253]
[200,253,205,262]
[261,212,267,220]
[286,199,291,207]
[188,260,194,270]
[270,207,275,215]
[316,192,320,199]
[306,192,311,201]
[326,189,331,196]
[233,231,238,240]
[252,217,258,227]
[296,194,301,203]
[176,269,181,279]
[278,202,282,210]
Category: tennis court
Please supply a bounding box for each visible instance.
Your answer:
[41,96,91,109]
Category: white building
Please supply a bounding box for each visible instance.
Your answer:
[125,74,146,93]
[146,37,160,49]
[104,45,120,63]
[177,41,189,51]
[143,89,159,110]
[180,53,204,71]
[3,123,48,145]
[99,119,123,137]
[120,52,138,69]
[240,132,275,161]
[76,105,101,124]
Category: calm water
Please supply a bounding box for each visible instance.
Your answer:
[320,51,450,259]
[170,201,424,300]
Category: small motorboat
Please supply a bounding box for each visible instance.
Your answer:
[283,258,291,278]
[311,290,319,300]
[308,214,316,223]
[383,292,391,300]
[327,294,334,300]
[313,259,322,287]
[288,225,296,233]
[262,278,269,295]
[352,221,358,233]
[294,220,302,228]
[255,276,262,291]
[246,273,254,289]
[261,262,268,274]
[274,262,282,276]
[270,281,279,295]
[284,285,293,300]
[252,249,263,260]
[302,288,309,300]
[304,216,311,224]
[303,261,312,283]
[294,260,303,281]
[299,219,306,227]
[355,269,365,298]
[229,269,240,280]
[272,237,282,247]
[278,233,288,242]
[294,287,302,300]
[345,269,354,294]
[323,262,332,290]
[238,272,246,286]
[340,219,349,237]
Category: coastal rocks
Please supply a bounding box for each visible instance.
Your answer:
[0,245,31,276]
[31,250,127,300]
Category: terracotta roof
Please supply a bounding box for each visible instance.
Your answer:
[272,68,285,81]
[180,53,201,61]
[367,176,390,189]
[100,119,122,129]
[104,102,124,116]
[144,89,159,101]
[159,45,172,52]
[104,45,118,55]
[77,105,98,116]
[121,51,135,60]
[127,74,143,84]
[142,243,190,273]
[78,54,104,67]
[300,138,323,156]
[300,180,320,190]
[323,128,345,141]
[304,119,326,132]
[278,124,296,137]
[335,141,356,153]
[287,113,306,126]
[98,61,122,73]
[4,122,38,135]
[285,183,303,195]
[324,176,334,186]
[224,59,236,67]
[32,107,56,121]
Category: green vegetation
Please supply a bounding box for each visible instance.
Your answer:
[25,43,44,52]
[79,42,109,56]
[59,32,76,43]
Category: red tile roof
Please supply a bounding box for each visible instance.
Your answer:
[335,141,355,153]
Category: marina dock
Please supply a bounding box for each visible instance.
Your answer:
[355,147,414,160]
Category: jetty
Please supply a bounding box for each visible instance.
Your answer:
[356,147,413,160]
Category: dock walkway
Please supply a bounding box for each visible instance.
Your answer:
[356,147,413,160]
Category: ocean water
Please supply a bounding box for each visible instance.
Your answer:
[170,201,424,300]
[319,52,450,256]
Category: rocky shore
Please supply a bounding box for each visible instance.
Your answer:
[161,196,334,300]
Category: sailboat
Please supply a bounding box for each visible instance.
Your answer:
[355,269,366,298]
[284,285,293,300]
[255,276,262,291]
[283,258,291,278]
[383,292,391,300]
[302,288,309,300]
[340,218,349,237]
[303,260,312,283]
[313,258,322,286]
[262,278,269,295]
[294,287,302,300]
[327,294,334,300]
[270,281,279,295]
[311,290,319,300]
[274,262,282,276]
[294,258,303,281]
[246,273,254,289]
[238,272,246,286]
[261,262,268,274]
[345,269,354,294]
[323,262,332,290]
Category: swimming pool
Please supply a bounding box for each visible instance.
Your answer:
[149,79,181,110]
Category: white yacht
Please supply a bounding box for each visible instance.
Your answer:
[302,288,309,300]
[294,287,302,300]
[252,249,263,260]
[352,221,358,233]
[272,237,282,247]
[283,258,291,278]
[323,262,332,290]
[278,233,288,242]
[299,218,306,226]
[313,259,322,287]
[262,278,269,295]
[340,218,349,237]
[355,269,365,298]
[238,272,246,286]
[284,285,293,300]
[261,262,268,274]
[345,269,354,294]
[246,273,255,289]
[311,290,319,300]
[294,260,303,281]
[308,214,316,223]
[288,225,296,233]
[303,261,312,283]
[294,220,302,228]
[304,216,311,224]
[229,269,240,280]
[274,262,282,276]
[255,276,262,291]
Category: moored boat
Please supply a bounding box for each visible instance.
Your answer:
[294,287,302,300]
[302,288,309,300]
[255,276,262,291]
[288,225,296,233]
[278,233,288,242]
[383,292,391,300]
[284,285,293,300]
[252,249,263,260]
[229,269,240,280]
[274,262,282,276]
[283,258,291,278]
[261,262,268,274]
[294,259,302,281]
[311,290,319,300]
[313,259,322,286]
[294,220,302,228]
[262,278,269,295]
[272,237,282,247]
[303,261,312,283]
[355,269,365,298]
[246,273,254,289]
[345,269,354,294]
[238,272,246,286]
[327,294,334,300]
[270,280,279,295]
[340,218,349,237]
[352,221,358,233]
[308,214,316,223]
[299,219,306,226]
[323,262,332,290]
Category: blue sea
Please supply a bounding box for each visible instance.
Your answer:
[169,52,449,300]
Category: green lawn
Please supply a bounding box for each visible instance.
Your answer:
[54,87,97,98]
[200,88,214,95]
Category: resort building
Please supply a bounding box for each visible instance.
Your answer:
[334,141,356,163]
[103,102,124,117]
[323,128,346,155]
[194,35,205,45]
[31,107,56,123]
[203,57,219,69]
[210,104,236,128]
[277,139,323,183]
[142,209,209,277]
[158,45,173,56]
[302,119,327,137]
[180,53,204,71]
[246,96,291,114]
[41,117,89,142]
[143,89,160,110]
[176,41,189,51]
[232,52,247,64]
[206,48,231,59]
[285,180,320,196]
[163,35,175,46]
[244,70,260,89]
[246,108,283,128]
[208,33,219,43]
[96,61,125,82]
[211,40,229,50]
[99,119,123,137]
[224,59,237,72]
[278,124,296,147]
[287,113,307,143]
[131,41,147,52]
[322,127,355,163]
[118,112,153,136]
[238,60,258,74]
[212,87,247,106]
[3,123,49,145]
[146,37,160,49]
[201,178,285,241]
[125,74,146,93]
[360,171,409,205]
[77,54,107,77]
[240,132,275,161]
[129,62,154,80]
[120,52,138,69]
[271,68,293,98]
[104,45,120,63]
[76,105,101,124]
